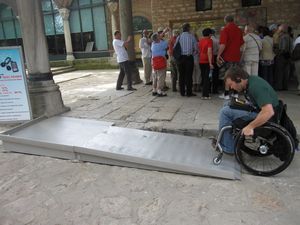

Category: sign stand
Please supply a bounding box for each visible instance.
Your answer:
[0,46,32,123]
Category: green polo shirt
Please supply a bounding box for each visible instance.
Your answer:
[246,76,279,109]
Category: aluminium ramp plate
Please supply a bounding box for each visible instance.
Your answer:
[0,116,241,180]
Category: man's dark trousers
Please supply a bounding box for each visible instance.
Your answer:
[178,55,194,96]
[117,61,133,89]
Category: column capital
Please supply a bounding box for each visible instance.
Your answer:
[58,8,70,20]
[107,1,118,14]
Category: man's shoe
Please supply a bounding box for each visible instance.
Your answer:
[157,92,167,97]
[145,81,153,85]
[152,92,157,96]
[127,87,137,91]
[116,87,124,90]
[187,93,196,97]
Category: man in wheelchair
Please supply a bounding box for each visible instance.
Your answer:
[215,65,297,176]
[219,65,279,154]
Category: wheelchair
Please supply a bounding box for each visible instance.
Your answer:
[213,118,296,176]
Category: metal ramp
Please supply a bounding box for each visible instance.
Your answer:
[0,116,241,180]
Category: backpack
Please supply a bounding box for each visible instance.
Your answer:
[292,43,300,61]
[173,36,182,61]
[279,101,299,149]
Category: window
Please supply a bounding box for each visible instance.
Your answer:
[196,0,212,11]
[241,0,261,7]
[0,3,21,46]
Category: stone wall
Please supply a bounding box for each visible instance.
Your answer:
[131,0,300,35]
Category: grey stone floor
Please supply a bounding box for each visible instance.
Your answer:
[0,69,299,225]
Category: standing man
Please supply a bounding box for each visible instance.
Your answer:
[274,24,293,90]
[139,29,152,85]
[176,23,198,97]
[217,15,244,99]
[168,29,180,92]
[113,30,136,91]
[211,29,220,94]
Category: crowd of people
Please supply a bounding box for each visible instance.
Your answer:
[112,14,300,97]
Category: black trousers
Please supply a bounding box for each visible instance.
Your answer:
[177,55,194,96]
[117,61,132,89]
[200,63,210,97]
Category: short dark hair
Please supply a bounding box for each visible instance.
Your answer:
[224,15,234,23]
[224,65,249,82]
[114,30,120,36]
[182,23,190,32]
[202,28,212,37]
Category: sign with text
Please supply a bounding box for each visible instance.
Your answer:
[0,46,32,122]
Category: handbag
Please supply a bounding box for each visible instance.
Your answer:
[229,97,258,112]
[173,36,182,61]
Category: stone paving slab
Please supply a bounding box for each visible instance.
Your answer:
[0,69,300,224]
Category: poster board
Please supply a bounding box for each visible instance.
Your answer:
[236,7,267,27]
[0,46,32,122]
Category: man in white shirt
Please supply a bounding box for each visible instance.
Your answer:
[112,30,136,91]
[139,29,152,85]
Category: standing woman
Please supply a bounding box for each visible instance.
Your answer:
[259,26,275,86]
[151,32,169,97]
[199,28,214,99]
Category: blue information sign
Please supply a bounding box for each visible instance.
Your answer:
[0,46,32,122]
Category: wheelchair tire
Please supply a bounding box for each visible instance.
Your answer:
[234,122,295,176]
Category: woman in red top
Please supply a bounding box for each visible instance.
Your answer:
[198,28,214,99]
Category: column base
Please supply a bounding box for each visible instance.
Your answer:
[66,53,75,62]
[28,80,70,118]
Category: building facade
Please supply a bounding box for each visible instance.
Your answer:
[1,0,300,61]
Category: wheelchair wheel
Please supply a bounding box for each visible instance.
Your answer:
[235,122,295,176]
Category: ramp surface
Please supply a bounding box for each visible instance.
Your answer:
[0,116,241,180]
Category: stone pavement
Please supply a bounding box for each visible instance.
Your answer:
[0,69,300,225]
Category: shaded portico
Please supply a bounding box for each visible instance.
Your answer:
[0,0,69,118]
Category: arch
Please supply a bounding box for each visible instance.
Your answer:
[132,15,152,32]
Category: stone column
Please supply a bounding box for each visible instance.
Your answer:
[16,0,69,118]
[59,8,75,62]
[118,0,142,84]
[107,0,119,37]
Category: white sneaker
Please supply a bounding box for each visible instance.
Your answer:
[219,94,230,100]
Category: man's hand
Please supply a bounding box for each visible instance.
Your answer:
[242,125,254,136]
[126,35,132,42]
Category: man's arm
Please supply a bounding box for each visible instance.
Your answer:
[217,44,225,62]
[242,104,274,136]
[123,36,132,49]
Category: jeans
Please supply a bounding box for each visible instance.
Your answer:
[219,103,258,153]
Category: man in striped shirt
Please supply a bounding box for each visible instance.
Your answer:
[175,23,198,97]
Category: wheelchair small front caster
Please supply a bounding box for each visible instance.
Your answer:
[213,156,222,165]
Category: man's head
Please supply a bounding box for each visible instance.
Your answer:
[224,15,234,24]
[202,28,212,37]
[182,23,191,32]
[157,27,164,34]
[114,30,121,39]
[224,66,249,92]
[268,24,278,34]
[142,29,149,37]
